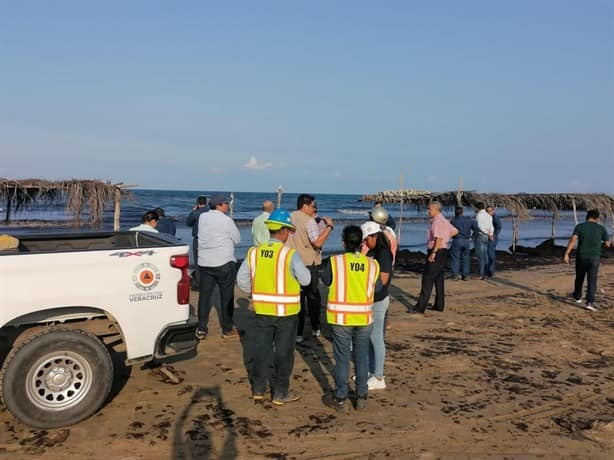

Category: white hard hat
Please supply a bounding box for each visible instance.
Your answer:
[371,206,389,225]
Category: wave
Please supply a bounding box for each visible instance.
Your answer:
[336,209,370,216]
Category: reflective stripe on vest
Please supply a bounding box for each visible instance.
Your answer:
[327,253,379,326]
[248,242,300,316]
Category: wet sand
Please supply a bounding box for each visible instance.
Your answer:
[1,260,613,459]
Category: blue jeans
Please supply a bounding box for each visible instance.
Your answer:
[369,297,389,378]
[449,237,471,278]
[487,237,498,277]
[474,235,489,277]
[331,323,373,400]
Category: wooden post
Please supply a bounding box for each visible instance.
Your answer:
[113,187,121,231]
[572,197,578,225]
[512,211,518,253]
[398,173,403,246]
[551,212,557,241]
[4,194,10,223]
[276,186,283,209]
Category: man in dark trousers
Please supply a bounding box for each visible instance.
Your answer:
[449,206,476,280]
[286,194,334,342]
[564,209,611,311]
[486,205,502,277]
[186,196,208,289]
[236,209,311,405]
[409,202,458,314]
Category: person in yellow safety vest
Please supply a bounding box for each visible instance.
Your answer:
[236,208,311,405]
[321,225,381,413]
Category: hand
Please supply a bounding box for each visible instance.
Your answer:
[489,235,494,241]
[323,217,334,227]
[427,252,436,263]
[563,254,570,264]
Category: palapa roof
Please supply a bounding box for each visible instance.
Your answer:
[361,190,614,218]
[0,178,130,226]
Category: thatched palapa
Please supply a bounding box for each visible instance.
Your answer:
[0,178,131,228]
[361,190,614,219]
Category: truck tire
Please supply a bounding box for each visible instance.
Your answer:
[0,328,113,428]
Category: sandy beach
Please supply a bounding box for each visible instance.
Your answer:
[1,258,613,459]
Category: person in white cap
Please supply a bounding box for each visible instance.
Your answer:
[361,221,393,390]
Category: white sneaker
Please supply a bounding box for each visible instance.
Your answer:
[312,329,321,337]
[585,303,599,312]
[367,376,386,390]
[352,373,373,383]
[574,298,583,304]
[295,336,304,343]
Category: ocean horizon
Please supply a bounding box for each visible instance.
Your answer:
[0,188,591,259]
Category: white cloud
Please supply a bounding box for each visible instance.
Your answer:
[243,156,272,170]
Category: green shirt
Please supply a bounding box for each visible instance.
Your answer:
[251,211,271,246]
[573,221,609,259]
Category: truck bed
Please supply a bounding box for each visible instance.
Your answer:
[0,231,181,254]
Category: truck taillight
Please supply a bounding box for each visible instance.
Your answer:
[170,254,190,305]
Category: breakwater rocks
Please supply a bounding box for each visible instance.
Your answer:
[361,189,431,203]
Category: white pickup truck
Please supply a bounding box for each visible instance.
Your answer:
[0,231,197,428]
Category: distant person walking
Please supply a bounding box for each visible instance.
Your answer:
[486,206,502,277]
[449,206,477,280]
[287,194,334,342]
[409,202,458,314]
[154,207,176,237]
[474,202,494,280]
[186,196,209,288]
[130,210,159,233]
[196,194,240,339]
[237,209,311,405]
[322,225,380,412]
[361,222,393,391]
[251,200,274,246]
[564,209,611,311]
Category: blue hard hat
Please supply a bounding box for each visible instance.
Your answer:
[265,209,295,231]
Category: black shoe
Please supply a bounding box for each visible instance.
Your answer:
[323,394,349,413]
[356,396,368,410]
[195,328,207,340]
[272,391,301,406]
[407,308,424,315]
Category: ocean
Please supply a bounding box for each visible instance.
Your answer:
[1,189,585,259]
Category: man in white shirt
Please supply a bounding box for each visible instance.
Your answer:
[196,194,241,339]
[474,202,494,279]
[129,210,159,233]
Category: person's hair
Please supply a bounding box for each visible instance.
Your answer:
[342,225,363,252]
[142,210,159,223]
[374,201,383,207]
[476,202,485,211]
[429,201,442,211]
[486,205,494,212]
[196,195,207,206]
[455,207,464,217]
[153,207,165,217]
[586,209,600,220]
[374,230,392,254]
[297,194,315,210]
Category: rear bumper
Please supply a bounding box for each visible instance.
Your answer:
[154,316,198,359]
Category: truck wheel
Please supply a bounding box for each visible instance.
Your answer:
[0,328,113,428]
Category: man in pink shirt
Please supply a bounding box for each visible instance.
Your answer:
[409,201,458,314]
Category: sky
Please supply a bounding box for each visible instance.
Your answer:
[1,1,613,194]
